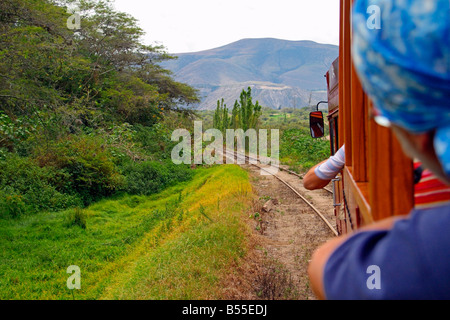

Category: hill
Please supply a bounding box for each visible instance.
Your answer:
[162,38,339,110]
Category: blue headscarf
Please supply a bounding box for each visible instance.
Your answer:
[352,0,450,177]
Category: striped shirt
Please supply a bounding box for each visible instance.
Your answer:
[314,145,345,180]
[414,161,450,209]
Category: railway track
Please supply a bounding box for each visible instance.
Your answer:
[235,151,333,195]
[222,149,339,237]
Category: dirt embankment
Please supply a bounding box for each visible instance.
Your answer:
[221,164,336,300]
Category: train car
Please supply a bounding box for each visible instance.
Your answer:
[310,0,415,235]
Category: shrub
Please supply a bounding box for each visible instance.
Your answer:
[124,160,192,196]
[133,123,176,159]
[0,188,28,218]
[0,112,38,156]
[0,155,81,217]
[35,135,125,205]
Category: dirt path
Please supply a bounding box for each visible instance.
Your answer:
[222,164,337,300]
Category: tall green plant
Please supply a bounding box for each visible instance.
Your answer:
[238,87,261,131]
[214,87,261,132]
[213,98,229,133]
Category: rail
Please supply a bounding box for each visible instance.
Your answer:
[222,149,339,237]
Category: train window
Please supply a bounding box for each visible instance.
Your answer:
[333,117,339,155]
[329,118,335,155]
[327,114,339,155]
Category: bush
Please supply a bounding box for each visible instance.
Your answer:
[124,160,193,196]
[35,135,125,205]
[133,123,176,159]
[0,155,81,217]
[0,188,28,218]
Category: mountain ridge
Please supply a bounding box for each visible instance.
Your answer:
[162,38,339,110]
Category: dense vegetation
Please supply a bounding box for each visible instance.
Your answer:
[0,0,199,216]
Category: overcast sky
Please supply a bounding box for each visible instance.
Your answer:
[113,0,340,53]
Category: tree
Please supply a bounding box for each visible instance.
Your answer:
[231,101,240,130]
[213,98,229,133]
[0,0,200,215]
[214,88,262,133]
[0,0,199,132]
[237,87,261,131]
[222,102,229,131]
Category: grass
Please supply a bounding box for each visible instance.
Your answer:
[0,165,253,300]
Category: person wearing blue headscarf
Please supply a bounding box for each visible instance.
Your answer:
[308,0,450,300]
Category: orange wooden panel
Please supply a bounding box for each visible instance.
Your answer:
[351,63,367,182]
[368,115,414,221]
[338,0,344,149]
[368,118,393,221]
[342,0,352,166]
[364,95,370,182]
[344,167,372,224]
[391,136,414,216]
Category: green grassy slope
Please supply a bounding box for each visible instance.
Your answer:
[0,165,253,300]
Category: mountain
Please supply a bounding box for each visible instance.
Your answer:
[162,38,339,110]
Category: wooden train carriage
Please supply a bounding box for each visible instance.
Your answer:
[314,0,415,235]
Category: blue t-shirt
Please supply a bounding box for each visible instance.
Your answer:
[323,204,450,299]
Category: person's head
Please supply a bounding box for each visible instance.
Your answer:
[352,0,450,185]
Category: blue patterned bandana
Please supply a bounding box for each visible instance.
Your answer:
[352,0,450,177]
